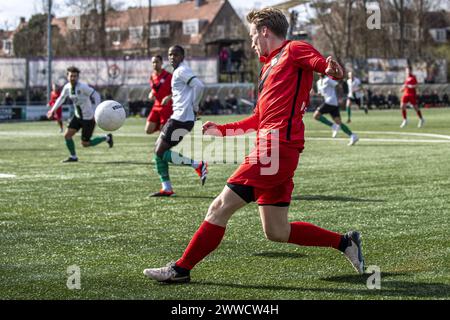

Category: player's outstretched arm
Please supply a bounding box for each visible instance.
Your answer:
[203,112,259,137]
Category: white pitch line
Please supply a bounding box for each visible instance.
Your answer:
[1,130,450,143]
[0,173,16,178]
[308,137,450,143]
[316,130,450,140]
[0,131,56,137]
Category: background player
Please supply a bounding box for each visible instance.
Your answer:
[150,45,207,197]
[47,66,113,162]
[346,71,366,122]
[47,83,63,133]
[314,74,359,146]
[145,55,173,134]
[143,8,364,283]
[400,66,425,128]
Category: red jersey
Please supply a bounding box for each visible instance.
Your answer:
[217,40,328,148]
[150,69,172,109]
[404,74,417,96]
[48,90,61,107]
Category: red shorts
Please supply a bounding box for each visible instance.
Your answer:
[51,107,62,121]
[227,143,303,205]
[147,106,173,131]
[402,95,417,106]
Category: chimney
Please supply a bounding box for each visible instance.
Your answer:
[20,17,26,24]
[195,0,205,8]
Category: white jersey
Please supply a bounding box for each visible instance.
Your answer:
[347,77,363,99]
[51,82,101,120]
[317,77,338,106]
[171,61,204,122]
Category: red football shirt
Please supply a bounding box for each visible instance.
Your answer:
[217,40,328,148]
[150,69,172,108]
[404,74,418,96]
[48,90,61,107]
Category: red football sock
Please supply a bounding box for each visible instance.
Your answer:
[417,110,423,119]
[288,222,342,249]
[176,221,225,270]
[402,109,407,119]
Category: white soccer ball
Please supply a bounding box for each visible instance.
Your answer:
[94,100,126,131]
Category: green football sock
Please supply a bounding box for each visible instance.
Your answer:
[346,105,352,121]
[154,155,170,182]
[89,136,107,146]
[340,123,353,136]
[318,115,333,127]
[162,150,195,166]
[65,139,76,157]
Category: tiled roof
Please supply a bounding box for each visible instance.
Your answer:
[54,0,226,33]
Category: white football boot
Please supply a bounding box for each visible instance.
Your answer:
[348,134,359,146]
[418,118,425,128]
[342,231,365,274]
[143,262,190,283]
[331,124,340,138]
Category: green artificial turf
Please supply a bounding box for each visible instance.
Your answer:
[0,108,449,300]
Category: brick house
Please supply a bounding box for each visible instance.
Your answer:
[0,30,14,57]
[52,0,251,60]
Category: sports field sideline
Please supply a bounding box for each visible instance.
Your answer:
[0,108,449,299]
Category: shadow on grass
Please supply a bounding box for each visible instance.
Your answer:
[84,161,149,166]
[355,144,434,148]
[0,148,55,152]
[320,272,450,298]
[292,195,385,203]
[174,196,217,200]
[253,251,307,259]
[189,272,450,298]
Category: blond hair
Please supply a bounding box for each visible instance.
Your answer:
[246,7,289,39]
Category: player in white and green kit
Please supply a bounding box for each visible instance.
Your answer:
[47,66,113,162]
[314,74,359,146]
[151,46,207,197]
[346,71,367,123]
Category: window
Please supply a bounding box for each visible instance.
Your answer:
[150,24,170,39]
[129,26,143,43]
[405,25,418,41]
[2,40,12,54]
[183,19,199,35]
[87,30,96,43]
[160,24,170,38]
[231,24,240,37]
[106,27,121,46]
[435,29,446,42]
[216,25,225,38]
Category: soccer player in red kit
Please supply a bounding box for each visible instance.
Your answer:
[145,55,173,134]
[400,66,425,128]
[143,8,365,283]
[48,83,63,133]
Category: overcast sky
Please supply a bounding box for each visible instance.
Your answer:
[0,0,292,30]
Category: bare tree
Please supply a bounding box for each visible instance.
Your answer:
[344,0,355,59]
[361,0,369,59]
[309,0,345,61]
[63,0,125,57]
[391,0,408,56]
[99,0,106,56]
[147,0,152,57]
[411,0,439,57]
